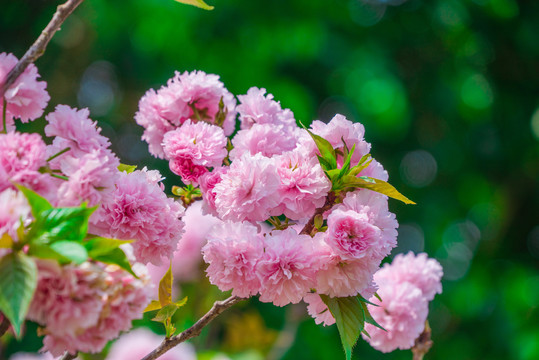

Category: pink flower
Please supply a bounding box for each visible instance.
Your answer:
[326,209,382,260]
[135,89,175,158]
[45,105,113,158]
[229,123,299,160]
[163,120,227,167]
[92,169,185,265]
[106,328,196,360]
[148,201,222,284]
[332,190,398,260]
[0,53,50,129]
[363,282,429,353]
[376,252,443,301]
[56,148,119,208]
[303,293,335,326]
[257,228,322,306]
[135,71,237,157]
[169,157,209,185]
[308,114,371,165]
[202,221,264,298]
[28,260,150,356]
[198,167,227,216]
[315,253,380,298]
[0,188,31,241]
[0,132,48,193]
[362,252,443,353]
[273,151,331,220]
[213,154,280,222]
[237,87,296,129]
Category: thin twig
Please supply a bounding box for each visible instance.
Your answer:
[0,0,85,97]
[141,296,243,360]
[299,191,336,236]
[0,313,10,337]
[59,352,78,360]
[411,321,433,360]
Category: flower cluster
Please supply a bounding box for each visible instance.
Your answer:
[137,70,401,311]
[363,252,443,352]
[27,260,150,356]
[0,53,186,356]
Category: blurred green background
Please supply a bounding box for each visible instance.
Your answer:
[1,0,539,359]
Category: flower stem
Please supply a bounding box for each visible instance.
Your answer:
[46,147,71,162]
[2,97,7,134]
[411,321,433,360]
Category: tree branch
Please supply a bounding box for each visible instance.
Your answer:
[141,296,243,360]
[0,313,10,337]
[299,191,336,236]
[0,0,85,97]
[59,352,78,360]
[411,321,433,360]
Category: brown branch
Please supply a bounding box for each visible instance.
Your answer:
[141,296,243,360]
[0,0,85,97]
[411,321,433,360]
[0,313,10,337]
[59,352,78,360]
[299,191,336,236]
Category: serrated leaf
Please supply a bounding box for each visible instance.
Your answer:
[118,163,137,173]
[152,303,178,322]
[144,300,162,313]
[84,237,132,258]
[50,241,88,264]
[308,130,337,170]
[173,0,214,10]
[159,264,173,307]
[342,176,416,205]
[359,300,386,331]
[93,248,137,277]
[320,295,365,360]
[0,232,13,249]
[27,206,96,245]
[317,155,332,172]
[15,184,52,218]
[0,252,37,337]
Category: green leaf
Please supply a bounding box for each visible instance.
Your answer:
[84,237,132,258]
[15,184,52,218]
[27,243,71,263]
[159,264,173,307]
[27,206,96,245]
[173,0,214,10]
[92,248,137,277]
[118,163,137,173]
[152,303,178,322]
[0,252,37,337]
[0,232,13,249]
[50,241,88,264]
[359,300,386,331]
[175,296,188,307]
[338,144,356,179]
[307,130,337,170]
[144,300,162,313]
[341,176,416,205]
[320,295,365,360]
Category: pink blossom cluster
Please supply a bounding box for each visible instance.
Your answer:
[0,53,50,132]
[362,252,443,353]
[135,70,236,158]
[133,71,401,308]
[91,168,185,265]
[27,260,150,356]
[132,75,399,308]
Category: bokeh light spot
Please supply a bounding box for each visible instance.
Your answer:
[530,106,539,140]
[460,73,493,110]
[400,150,438,188]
